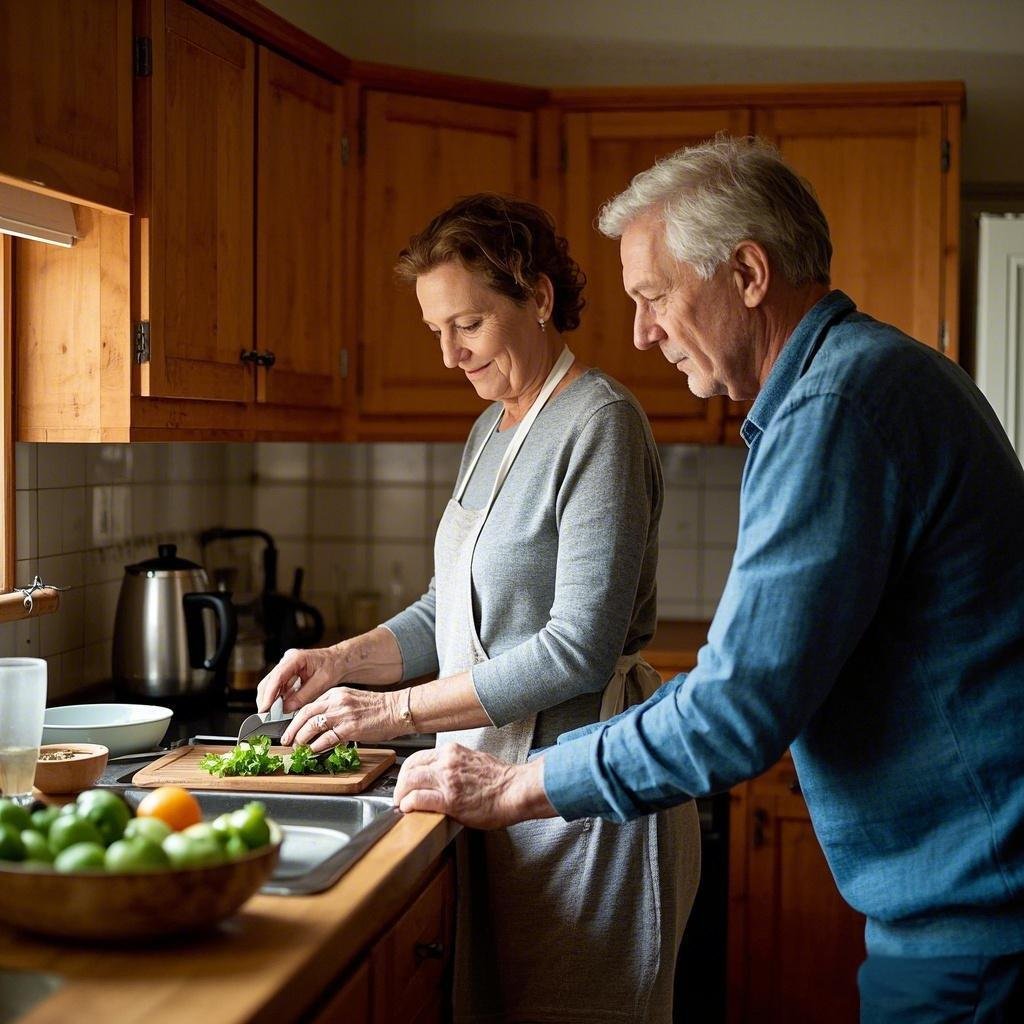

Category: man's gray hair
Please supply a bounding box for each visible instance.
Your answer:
[598,135,832,287]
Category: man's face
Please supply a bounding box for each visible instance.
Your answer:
[620,216,755,401]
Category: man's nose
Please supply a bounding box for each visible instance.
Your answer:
[634,311,666,351]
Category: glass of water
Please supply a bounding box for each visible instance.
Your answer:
[0,658,47,804]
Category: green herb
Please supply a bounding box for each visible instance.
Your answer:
[284,744,320,775]
[197,735,363,778]
[324,744,361,773]
[198,735,285,777]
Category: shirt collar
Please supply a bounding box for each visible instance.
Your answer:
[741,290,855,447]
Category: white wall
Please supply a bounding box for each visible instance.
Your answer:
[262,0,1024,183]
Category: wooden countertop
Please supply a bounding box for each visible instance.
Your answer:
[0,811,460,1024]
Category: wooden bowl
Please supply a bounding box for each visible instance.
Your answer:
[0,827,281,941]
[33,743,109,795]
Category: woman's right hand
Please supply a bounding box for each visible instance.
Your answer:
[256,647,340,715]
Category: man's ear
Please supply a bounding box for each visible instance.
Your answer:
[533,273,555,321]
[731,241,770,308]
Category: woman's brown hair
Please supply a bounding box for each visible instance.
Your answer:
[396,194,586,332]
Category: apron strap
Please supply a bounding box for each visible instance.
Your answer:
[453,346,575,507]
[599,654,663,721]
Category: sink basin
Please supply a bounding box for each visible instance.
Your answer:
[0,969,63,1024]
[116,787,401,895]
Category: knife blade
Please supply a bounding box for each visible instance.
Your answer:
[237,696,294,743]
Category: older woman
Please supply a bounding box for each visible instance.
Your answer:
[257,194,700,1023]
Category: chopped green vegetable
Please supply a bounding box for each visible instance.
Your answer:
[198,735,284,778]
[198,734,362,777]
[324,744,361,773]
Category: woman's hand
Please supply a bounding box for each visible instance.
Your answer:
[256,647,340,714]
[280,686,404,750]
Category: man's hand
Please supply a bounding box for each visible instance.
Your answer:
[393,744,557,829]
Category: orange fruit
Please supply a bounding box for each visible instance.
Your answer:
[135,786,203,832]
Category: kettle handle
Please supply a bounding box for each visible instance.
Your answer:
[183,592,238,672]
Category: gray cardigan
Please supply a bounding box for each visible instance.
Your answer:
[383,369,662,747]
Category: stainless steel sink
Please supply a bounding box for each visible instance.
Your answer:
[0,969,64,1024]
[116,787,401,895]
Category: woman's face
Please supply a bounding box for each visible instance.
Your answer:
[415,261,550,404]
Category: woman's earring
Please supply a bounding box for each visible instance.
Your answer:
[538,319,547,332]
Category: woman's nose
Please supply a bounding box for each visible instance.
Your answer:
[439,333,469,369]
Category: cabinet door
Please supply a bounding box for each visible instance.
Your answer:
[563,109,749,439]
[729,764,865,1024]
[757,105,946,352]
[360,91,533,417]
[0,0,133,213]
[371,859,454,1024]
[256,48,345,410]
[136,0,255,404]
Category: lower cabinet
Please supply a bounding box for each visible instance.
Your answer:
[728,755,865,1024]
[308,855,456,1024]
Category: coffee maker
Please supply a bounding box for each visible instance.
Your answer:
[199,527,325,699]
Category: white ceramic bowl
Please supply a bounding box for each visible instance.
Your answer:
[42,703,173,757]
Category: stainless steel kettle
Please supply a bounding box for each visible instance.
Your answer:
[112,544,237,699]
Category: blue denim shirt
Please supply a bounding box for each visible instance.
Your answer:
[543,291,1024,956]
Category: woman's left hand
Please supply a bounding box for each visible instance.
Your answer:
[281,687,403,750]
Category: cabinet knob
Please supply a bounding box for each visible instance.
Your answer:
[239,348,276,368]
[414,941,444,962]
[752,808,769,849]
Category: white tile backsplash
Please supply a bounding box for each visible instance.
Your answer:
[14,438,742,698]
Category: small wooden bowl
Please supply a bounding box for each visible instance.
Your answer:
[33,743,109,795]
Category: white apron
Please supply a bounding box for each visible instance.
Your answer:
[433,347,701,1023]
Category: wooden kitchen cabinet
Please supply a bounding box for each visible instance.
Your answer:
[728,755,865,1024]
[356,89,535,430]
[549,83,962,444]
[15,0,352,440]
[306,855,455,1024]
[559,107,751,442]
[0,0,134,213]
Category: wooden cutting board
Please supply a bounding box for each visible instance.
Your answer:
[131,745,396,795]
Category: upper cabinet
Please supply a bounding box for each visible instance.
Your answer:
[549,85,962,442]
[0,0,134,213]
[559,107,751,443]
[357,90,535,428]
[6,2,963,443]
[136,0,255,405]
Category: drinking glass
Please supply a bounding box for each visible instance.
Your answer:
[0,658,47,804]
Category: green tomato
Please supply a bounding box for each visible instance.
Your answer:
[30,806,61,836]
[20,829,53,863]
[229,804,270,850]
[123,816,172,845]
[162,832,224,869]
[0,799,32,833]
[48,813,103,855]
[105,837,170,872]
[210,813,236,844]
[54,841,106,872]
[0,822,26,862]
[223,834,250,860]
[76,790,131,845]
[181,822,220,843]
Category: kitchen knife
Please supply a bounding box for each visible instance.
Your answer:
[237,696,294,743]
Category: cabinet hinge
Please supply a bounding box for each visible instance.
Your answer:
[134,321,151,364]
[941,138,951,173]
[341,133,351,166]
[134,37,153,78]
[339,348,349,379]
[358,115,367,159]
[939,320,949,354]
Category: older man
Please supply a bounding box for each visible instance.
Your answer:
[395,137,1024,1022]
